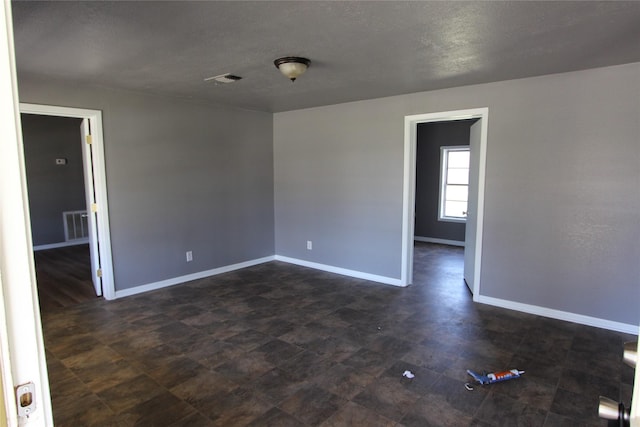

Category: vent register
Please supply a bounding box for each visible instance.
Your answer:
[63,210,89,241]
[204,73,242,84]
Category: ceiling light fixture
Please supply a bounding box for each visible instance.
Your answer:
[274,56,311,82]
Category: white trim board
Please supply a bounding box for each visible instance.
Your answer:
[113,253,637,336]
[414,236,465,247]
[402,108,488,294]
[274,255,403,287]
[19,103,115,300]
[33,240,89,251]
[1,5,53,423]
[631,339,640,425]
[476,295,638,335]
[115,256,275,298]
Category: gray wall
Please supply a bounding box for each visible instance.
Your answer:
[274,62,640,326]
[18,76,275,291]
[21,114,85,246]
[415,121,474,242]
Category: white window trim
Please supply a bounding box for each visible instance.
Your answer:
[438,145,470,223]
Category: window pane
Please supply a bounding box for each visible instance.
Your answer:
[439,147,470,222]
[447,151,470,168]
[447,168,469,185]
[444,201,467,218]
[445,185,468,202]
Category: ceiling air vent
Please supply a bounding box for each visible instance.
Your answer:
[204,73,243,84]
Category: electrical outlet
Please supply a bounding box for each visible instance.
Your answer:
[307,240,312,250]
[186,251,193,262]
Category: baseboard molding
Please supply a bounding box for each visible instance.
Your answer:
[475,295,638,335]
[274,255,404,287]
[33,239,89,251]
[112,252,635,335]
[114,256,275,299]
[414,236,465,247]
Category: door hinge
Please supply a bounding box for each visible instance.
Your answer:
[85,134,92,145]
[91,203,98,213]
[97,268,102,278]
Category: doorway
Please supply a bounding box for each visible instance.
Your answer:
[19,103,115,300]
[21,113,97,306]
[401,108,488,298]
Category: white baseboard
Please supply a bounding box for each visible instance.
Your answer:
[475,295,638,335]
[274,255,404,287]
[111,252,635,335]
[33,239,89,251]
[414,236,465,247]
[114,256,275,299]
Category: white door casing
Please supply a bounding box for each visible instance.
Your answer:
[403,107,488,299]
[464,119,483,293]
[0,2,53,424]
[632,337,640,426]
[20,103,115,300]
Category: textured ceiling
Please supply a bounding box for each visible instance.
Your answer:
[10,1,640,113]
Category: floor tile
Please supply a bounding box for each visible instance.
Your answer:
[201,387,273,426]
[320,401,396,427]
[549,388,602,425]
[381,360,441,397]
[352,376,421,421]
[71,358,142,394]
[96,374,166,413]
[214,350,275,384]
[246,407,305,426]
[490,375,556,412]
[314,363,377,400]
[147,355,211,389]
[251,368,308,405]
[342,348,394,377]
[279,384,346,425]
[473,392,547,426]
[37,243,634,426]
[168,411,216,427]
[118,391,197,426]
[250,338,304,365]
[428,374,489,415]
[51,393,116,427]
[170,370,238,408]
[400,394,473,427]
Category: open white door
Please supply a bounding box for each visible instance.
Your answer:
[631,336,640,426]
[463,119,482,294]
[80,119,103,296]
[1,2,54,424]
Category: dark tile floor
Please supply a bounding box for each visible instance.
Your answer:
[41,243,635,426]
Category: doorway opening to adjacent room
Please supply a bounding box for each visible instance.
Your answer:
[402,108,488,298]
[19,103,115,300]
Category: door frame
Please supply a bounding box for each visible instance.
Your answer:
[401,107,488,298]
[1,2,53,423]
[20,103,115,300]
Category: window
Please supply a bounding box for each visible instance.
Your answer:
[439,146,470,222]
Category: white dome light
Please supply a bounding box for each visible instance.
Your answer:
[274,57,311,82]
